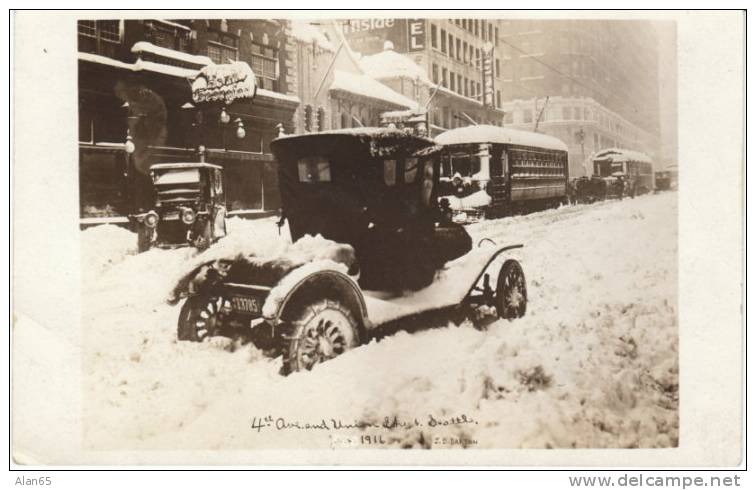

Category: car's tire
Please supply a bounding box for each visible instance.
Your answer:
[496,260,527,319]
[177,295,230,342]
[282,299,361,374]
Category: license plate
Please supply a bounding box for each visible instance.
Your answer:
[231,295,260,314]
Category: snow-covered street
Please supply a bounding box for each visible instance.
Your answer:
[79,192,678,450]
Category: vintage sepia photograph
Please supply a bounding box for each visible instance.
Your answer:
[73,14,679,451]
[10,10,744,470]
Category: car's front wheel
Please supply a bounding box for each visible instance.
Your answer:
[282,299,361,374]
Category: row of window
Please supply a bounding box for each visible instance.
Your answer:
[450,19,498,44]
[430,24,501,70]
[77,20,280,92]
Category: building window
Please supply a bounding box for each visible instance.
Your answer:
[475,48,480,68]
[464,77,469,97]
[432,63,439,84]
[474,19,479,37]
[449,71,455,92]
[462,41,468,64]
[207,29,239,64]
[441,67,448,88]
[496,90,502,108]
[495,27,499,46]
[440,29,447,54]
[495,58,500,77]
[77,20,122,57]
[249,42,279,91]
[456,38,461,61]
[449,33,454,58]
[143,20,191,52]
[457,74,462,94]
[431,24,437,49]
[488,24,494,43]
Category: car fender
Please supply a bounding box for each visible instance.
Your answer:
[262,261,369,331]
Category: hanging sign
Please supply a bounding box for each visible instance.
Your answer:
[191,61,257,105]
[482,42,495,108]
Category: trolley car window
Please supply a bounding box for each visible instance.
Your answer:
[297,157,331,183]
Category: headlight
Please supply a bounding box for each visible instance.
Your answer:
[181,208,196,225]
[144,211,159,228]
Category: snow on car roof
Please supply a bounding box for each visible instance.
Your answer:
[435,125,569,152]
[150,162,223,170]
[593,148,653,164]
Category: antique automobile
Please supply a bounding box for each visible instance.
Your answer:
[591,148,654,196]
[131,162,228,252]
[170,128,528,374]
[434,125,570,220]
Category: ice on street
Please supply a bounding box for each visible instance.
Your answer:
[78,192,678,450]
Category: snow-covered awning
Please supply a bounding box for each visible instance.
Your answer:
[132,41,213,67]
[191,62,257,105]
[330,70,417,110]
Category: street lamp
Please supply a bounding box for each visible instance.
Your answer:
[235,118,246,139]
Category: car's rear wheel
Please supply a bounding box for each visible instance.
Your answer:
[496,260,527,319]
[282,299,360,374]
[177,295,230,341]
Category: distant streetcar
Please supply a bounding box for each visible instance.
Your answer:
[434,125,569,221]
[590,148,655,196]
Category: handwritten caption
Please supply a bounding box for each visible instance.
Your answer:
[250,414,479,448]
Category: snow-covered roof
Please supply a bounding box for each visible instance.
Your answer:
[132,41,213,67]
[151,162,223,170]
[330,70,418,109]
[134,59,199,78]
[360,48,430,84]
[593,148,653,164]
[289,20,335,52]
[435,124,569,152]
[275,127,429,141]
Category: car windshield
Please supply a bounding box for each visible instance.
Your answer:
[154,168,201,185]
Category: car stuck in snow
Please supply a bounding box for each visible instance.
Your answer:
[170,128,528,374]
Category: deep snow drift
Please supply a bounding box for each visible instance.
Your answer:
[79,193,678,450]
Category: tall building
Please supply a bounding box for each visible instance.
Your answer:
[495,19,662,176]
[338,18,508,134]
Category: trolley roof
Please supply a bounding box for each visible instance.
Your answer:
[150,162,224,171]
[592,148,652,164]
[434,124,569,152]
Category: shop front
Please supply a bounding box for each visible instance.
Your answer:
[78,52,298,225]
